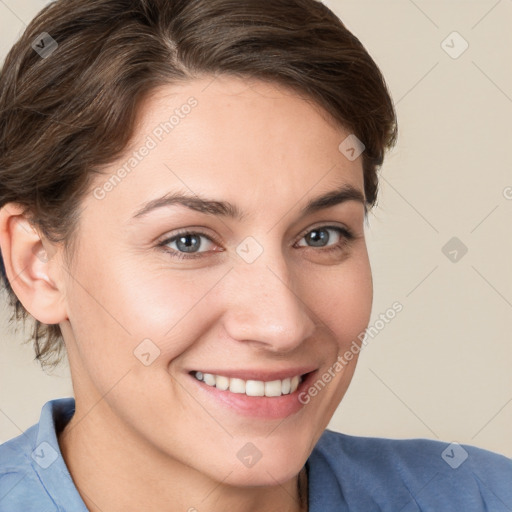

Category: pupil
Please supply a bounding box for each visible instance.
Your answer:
[307,229,328,247]
[177,234,200,253]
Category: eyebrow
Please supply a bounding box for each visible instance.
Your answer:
[130,184,366,223]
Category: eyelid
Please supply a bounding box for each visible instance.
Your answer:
[294,222,354,244]
[157,228,222,252]
[158,222,353,247]
[157,223,355,263]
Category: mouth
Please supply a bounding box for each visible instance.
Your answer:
[191,370,306,397]
[187,368,318,419]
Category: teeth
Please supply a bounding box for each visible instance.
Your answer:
[264,380,282,397]
[193,371,303,397]
[215,375,230,391]
[281,377,291,394]
[229,378,246,394]
[203,373,216,386]
[246,380,265,397]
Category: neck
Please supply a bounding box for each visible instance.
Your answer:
[58,399,307,512]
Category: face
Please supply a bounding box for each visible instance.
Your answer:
[55,76,373,485]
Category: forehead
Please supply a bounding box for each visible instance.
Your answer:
[86,76,364,222]
[138,75,347,153]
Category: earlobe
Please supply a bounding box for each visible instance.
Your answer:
[0,203,68,325]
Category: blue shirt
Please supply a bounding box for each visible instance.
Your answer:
[1,398,511,511]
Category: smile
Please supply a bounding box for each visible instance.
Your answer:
[193,371,302,397]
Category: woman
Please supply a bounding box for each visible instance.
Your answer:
[0,0,510,510]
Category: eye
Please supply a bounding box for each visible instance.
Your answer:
[157,230,220,260]
[295,225,354,251]
[157,225,355,261]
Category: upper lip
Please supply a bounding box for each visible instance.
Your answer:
[189,367,318,382]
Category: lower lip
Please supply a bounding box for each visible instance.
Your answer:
[189,371,317,419]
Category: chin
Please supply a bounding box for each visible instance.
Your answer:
[223,459,305,487]
[233,438,310,486]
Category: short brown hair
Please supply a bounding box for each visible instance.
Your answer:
[0,0,397,368]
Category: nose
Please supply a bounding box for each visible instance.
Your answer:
[220,250,317,353]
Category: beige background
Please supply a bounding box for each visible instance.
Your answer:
[1,0,511,457]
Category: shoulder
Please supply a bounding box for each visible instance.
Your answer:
[0,398,83,512]
[0,423,56,511]
[308,429,512,511]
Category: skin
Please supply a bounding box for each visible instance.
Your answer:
[0,76,373,512]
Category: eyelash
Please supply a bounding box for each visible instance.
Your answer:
[157,225,355,261]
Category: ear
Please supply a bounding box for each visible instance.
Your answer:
[0,203,68,325]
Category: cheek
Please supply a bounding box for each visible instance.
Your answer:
[63,249,225,384]
[307,251,373,350]
[342,256,373,341]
